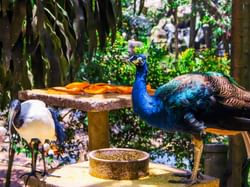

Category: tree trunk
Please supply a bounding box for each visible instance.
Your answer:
[31,46,45,88]
[229,0,250,186]
[231,0,242,83]
[189,0,197,48]
[227,134,246,187]
[173,8,179,60]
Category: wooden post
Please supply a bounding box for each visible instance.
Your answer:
[227,134,246,187]
[189,0,197,48]
[204,144,228,186]
[230,0,250,186]
[88,111,109,151]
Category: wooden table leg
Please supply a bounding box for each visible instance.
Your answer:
[87,111,109,151]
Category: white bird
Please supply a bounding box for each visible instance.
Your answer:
[6,99,65,186]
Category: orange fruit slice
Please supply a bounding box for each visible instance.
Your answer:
[116,86,132,94]
[47,89,69,95]
[84,85,107,94]
[51,86,82,95]
[65,81,90,89]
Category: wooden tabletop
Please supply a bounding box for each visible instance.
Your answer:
[23,162,219,187]
[18,89,132,112]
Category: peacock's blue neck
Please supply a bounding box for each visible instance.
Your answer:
[133,64,148,96]
[132,63,166,128]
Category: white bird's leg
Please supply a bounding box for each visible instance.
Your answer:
[41,146,48,176]
[5,140,16,187]
[40,144,60,178]
[31,141,39,174]
[40,145,56,177]
[20,140,40,186]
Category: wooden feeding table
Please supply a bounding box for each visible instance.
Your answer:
[18,89,220,187]
[24,161,219,187]
[18,89,132,150]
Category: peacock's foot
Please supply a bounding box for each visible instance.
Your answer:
[169,171,206,186]
[169,177,204,187]
[169,177,200,186]
[172,170,192,178]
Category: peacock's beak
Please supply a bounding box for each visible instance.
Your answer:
[128,55,133,62]
[128,56,140,65]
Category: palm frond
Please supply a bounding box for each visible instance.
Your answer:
[0,0,122,109]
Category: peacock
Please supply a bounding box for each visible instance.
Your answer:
[6,99,65,186]
[129,54,250,184]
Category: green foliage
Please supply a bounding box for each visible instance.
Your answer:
[167,0,190,9]
[198,1,231,48]
[10,134,31,157]
[176,48,230,75]
[110,109,157,153]
[77,33,134,85]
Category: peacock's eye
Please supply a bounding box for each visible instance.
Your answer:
[137,57,144,66]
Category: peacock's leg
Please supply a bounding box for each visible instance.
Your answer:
[184,112,205,133]
[183,112,205,182]
[169,134,204,184]
[190,134,204,183]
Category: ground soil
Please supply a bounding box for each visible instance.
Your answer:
[0,140,32,186]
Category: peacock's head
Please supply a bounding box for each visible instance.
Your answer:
[128,54,147,67]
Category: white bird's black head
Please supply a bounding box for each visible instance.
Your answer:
[8,99,23,130]
[128,54,147,67]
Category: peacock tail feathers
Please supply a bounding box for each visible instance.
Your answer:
[205,73,250,109]
[49,108,65,144]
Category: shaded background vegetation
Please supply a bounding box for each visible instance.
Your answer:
[0,0,122,108]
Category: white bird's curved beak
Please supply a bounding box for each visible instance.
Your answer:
[7,99,21,134]
[8,108,16,132]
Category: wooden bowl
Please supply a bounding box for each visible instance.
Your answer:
[88,148,149,180]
